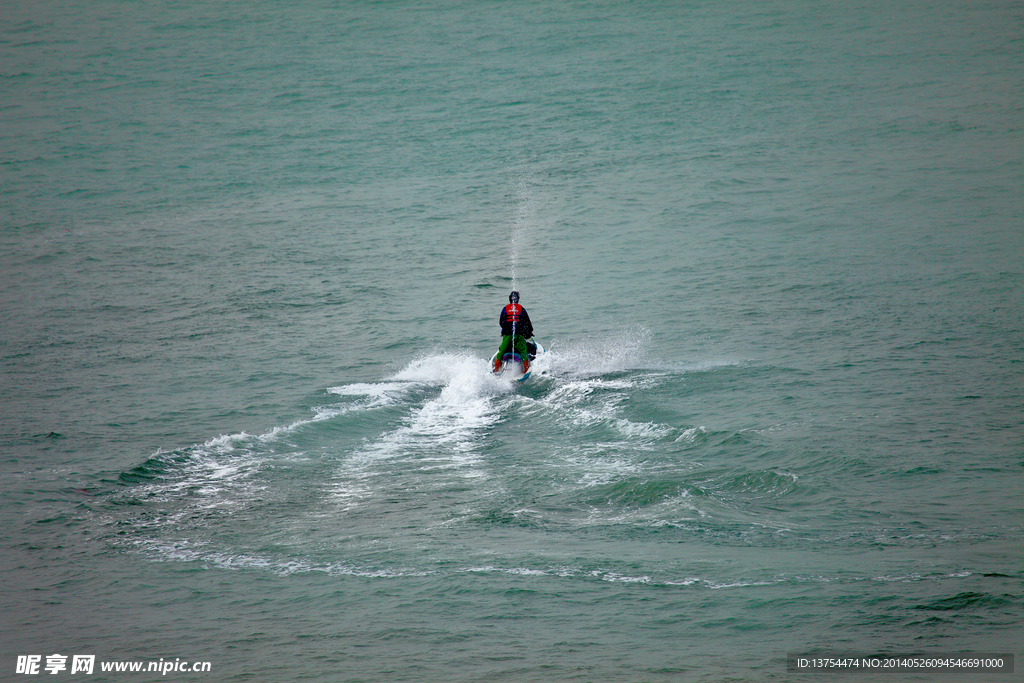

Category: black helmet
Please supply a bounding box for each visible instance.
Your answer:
[509,291,520,303]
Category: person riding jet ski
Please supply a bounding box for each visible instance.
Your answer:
[493,291,534,374]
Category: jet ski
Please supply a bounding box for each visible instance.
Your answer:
[490,339,544,382]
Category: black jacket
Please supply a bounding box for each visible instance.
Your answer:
[499,303,533,337]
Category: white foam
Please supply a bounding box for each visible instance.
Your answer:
[664,578,702,586]
[675,426,707,443]
[202,432,251,451]
[464,566,549,577]
[329,381,411,397]
[592,570,651,584]
[134,539,432,578]
[329,353,513,508]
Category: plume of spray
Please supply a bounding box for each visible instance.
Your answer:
[508,176,536,290]
[546,326,654,376]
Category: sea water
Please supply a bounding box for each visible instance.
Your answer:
[2,1,1022,681]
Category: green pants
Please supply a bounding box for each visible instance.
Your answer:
[496,335,528,364]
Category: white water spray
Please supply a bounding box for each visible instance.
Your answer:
[497,176,537,373]
[508,175,536,291]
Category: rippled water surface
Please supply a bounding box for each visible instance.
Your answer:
[2,1,1022,680]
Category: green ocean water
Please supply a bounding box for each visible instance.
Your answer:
[2,1,1022,681]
